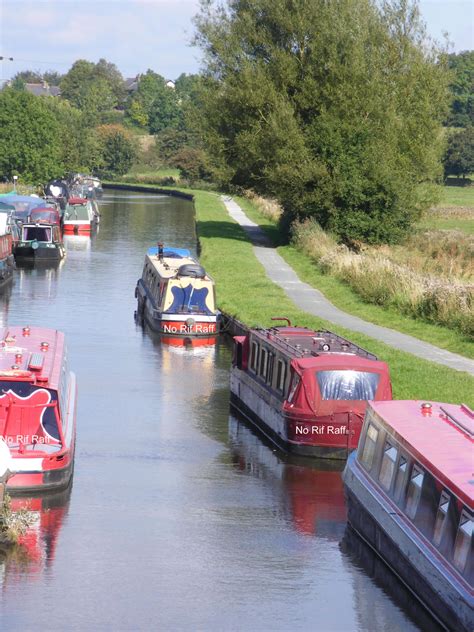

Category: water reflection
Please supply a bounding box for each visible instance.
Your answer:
[1,485,71,585]
[228,414,346,539]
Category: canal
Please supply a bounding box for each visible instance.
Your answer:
[0,190,438,630]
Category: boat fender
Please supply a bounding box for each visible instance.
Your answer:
[177,264,206,278]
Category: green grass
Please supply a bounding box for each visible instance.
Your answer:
[418,216,474,234]
[435,182,474,207]
[110,181,474,406]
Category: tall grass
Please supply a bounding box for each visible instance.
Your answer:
[292,219,473,338]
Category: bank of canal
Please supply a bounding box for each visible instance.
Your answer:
[0,189,437,630]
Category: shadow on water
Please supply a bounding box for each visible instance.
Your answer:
[341,526,445,631]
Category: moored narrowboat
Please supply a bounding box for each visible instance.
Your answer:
[0,326,77,493]
[230,319,392,459]
[343,400,473,631]
[135,244,220,336]
[63,197,99,234]
[13,220,65,261]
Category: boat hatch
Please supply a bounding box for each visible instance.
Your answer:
[28,352,44,371]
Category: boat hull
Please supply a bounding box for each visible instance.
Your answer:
[230,368,351,459]
[63,223,92,234]
[343,454,473,632]
[0,255,14,287]
[141,300,219,337]
[14,244,65,261]
[6,454,74,494]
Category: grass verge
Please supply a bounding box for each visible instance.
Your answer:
[109,181,474,406]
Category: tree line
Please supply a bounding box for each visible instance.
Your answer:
[1,0,473,244]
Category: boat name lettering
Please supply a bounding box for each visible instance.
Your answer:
[162,324,215,334]
[295,425,349,435]
[0,434,52,444]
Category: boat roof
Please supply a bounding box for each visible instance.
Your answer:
[146,251,211,280]
[251,325,378,361]
[147,246,191,258]
[0,326,65,390]
[68,197,88,205]
[370,400,474,508]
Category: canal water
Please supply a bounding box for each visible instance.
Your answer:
[0,190,437,631]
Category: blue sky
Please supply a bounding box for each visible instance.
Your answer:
[1,0,473,83]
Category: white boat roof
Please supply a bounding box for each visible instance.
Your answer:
[146,253,211,280]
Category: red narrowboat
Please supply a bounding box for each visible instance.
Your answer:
[0,326,77,493]
[63,197,99,234]
[231,319,392,459]
[343,400,473,631]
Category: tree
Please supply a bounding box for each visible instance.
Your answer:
[444,51,474,127]
[125,70,182,133]
[95,124,137,177]
[443,127,474,178]
[60,58,123,114]
[172,147,212,184]
[193,0,450,244]
[0,89,63,182]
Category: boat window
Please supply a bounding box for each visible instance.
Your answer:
[24,226,51,242]
[250,341,259,373]
[276,359,286,392]
[316,370,380,401]
[266,352,274,385]
[360,423,379,471]
[393,456,408,503]
[287,373,300,404]
[433,492,451,547]
[453,511,473,574]
[405,466,424,519]
[259,348,268,378]
[379,442,398,491]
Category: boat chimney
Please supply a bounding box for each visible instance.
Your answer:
[158,242,164,262]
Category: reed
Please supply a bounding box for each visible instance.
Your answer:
[291,219,473,338]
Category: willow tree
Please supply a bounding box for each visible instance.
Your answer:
[193,0,450,243]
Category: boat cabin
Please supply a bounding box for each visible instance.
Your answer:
[30,207,61,227]
[231,320,392,457]
[356,400,473,585]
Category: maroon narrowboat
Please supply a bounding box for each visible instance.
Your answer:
[343,400,473,631]
[230,319,392,459]
[0,326,77,493]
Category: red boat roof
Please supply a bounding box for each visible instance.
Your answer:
[252,325,378,361]
[370,400,474,508]
[68,197,87,205]
[0,326,65,390]
[294,354,388,372]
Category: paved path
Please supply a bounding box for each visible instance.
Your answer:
[222,196,474,375]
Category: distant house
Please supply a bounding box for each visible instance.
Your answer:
[165,80,175,89]
[124,75,140,94]
[24,82,61,97]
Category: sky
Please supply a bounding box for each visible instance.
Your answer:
[0,0,473,84]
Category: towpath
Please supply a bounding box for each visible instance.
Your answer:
[221,196,474,375]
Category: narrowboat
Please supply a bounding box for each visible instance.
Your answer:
[13,220,65,261]
[0,326,77,493]
[0,211,14,287]
[63,197,99,234]
[230,319,392,459]
[343,400,473,632]
[135,244,220,336]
